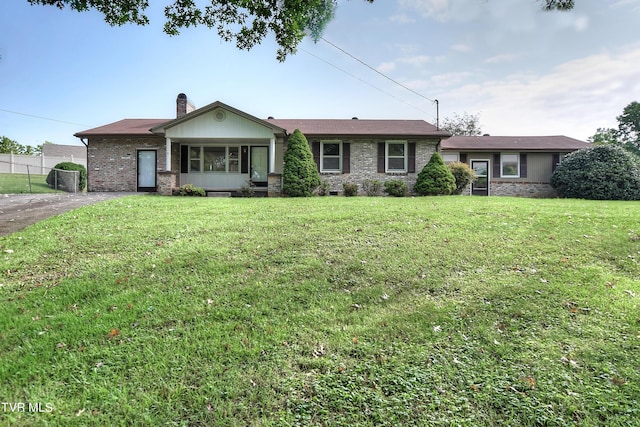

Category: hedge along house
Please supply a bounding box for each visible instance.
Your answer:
[75,94,450,195]
[440,135,590,197]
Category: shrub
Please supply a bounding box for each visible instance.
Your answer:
[283,129,320,197]
[413,153,456,196]
[342,182,358,197]
[383,179,408,197]
[362,179,383,196]
[238,181,255,197]
[316,180,330,196]
[176,184,206,197]
[46,162,87,191]
[448,161,477,195]
[551,145,640,200]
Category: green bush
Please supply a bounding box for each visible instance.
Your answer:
[448,161,477,195]
[238,180,255,197]
[383,179,408,197]
[46,162,87,191]
[316,180,330,196]
[176,184,206,197]
[283,129,320,197]
[342,182,358,197]
[551,145,640,200]
[362,179,383,196]
[413,153,456,196]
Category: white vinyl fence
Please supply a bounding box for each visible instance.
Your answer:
[0,153,87,175]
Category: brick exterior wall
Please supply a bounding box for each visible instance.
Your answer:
[311,138,438,195]
[491,181,558,198]
[87,137,166,192]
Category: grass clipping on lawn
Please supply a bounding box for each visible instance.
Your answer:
[1,196,639,425]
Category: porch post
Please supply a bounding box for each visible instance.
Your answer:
[269,136,276,173]
[165,137,172,171]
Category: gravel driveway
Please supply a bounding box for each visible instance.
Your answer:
[0,192,137,237]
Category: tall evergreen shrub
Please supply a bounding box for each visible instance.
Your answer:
[282,129,320,197]
[413,153,456,196]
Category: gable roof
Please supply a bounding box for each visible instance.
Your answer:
[266,118,448,137]
[441,135,590,151]
[75,119,169,137]
[151,101,286,136]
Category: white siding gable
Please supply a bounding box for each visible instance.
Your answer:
[164,108,276,140]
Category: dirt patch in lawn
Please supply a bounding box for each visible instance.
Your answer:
[0,192,136,237]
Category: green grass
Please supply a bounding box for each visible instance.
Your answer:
[0,173,62,194]
[1,196,639,426]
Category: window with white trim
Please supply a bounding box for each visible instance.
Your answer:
[386,141,407,173]
[501,153,520,177]
[321,141,341,172]
[189,145,241,173]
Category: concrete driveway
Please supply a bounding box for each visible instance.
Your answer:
[0,192,137,237]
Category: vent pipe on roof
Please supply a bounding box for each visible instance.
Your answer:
[176,93,196,118]
[268,116,275,119]
[352,117,358,120]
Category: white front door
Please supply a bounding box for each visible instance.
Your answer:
[137,150,157,191]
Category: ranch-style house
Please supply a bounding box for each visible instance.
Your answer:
[74,94,590,197]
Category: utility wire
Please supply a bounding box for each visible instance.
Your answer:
[0,108,93,127]
[299,47,432,116]
[320,37,438,104]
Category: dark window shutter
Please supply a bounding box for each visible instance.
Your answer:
[552,153,560,172]
[378,142,385,173]
[460,153,467,164]
[342,143,350,173]
[180,145,189,173]
[493,153,501,178]
[520,153,527,178]
[408,143,416,173]
[241,146,249,174]
[312,141,320,171]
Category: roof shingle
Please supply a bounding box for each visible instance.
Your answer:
[441,135,589,151]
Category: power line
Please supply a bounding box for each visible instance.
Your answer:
[0,108,93,127]
[299,47,432,116]
[320,37,438,104]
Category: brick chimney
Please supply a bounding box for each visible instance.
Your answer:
[176,93,195,118]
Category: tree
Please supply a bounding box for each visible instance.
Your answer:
[440,112,482,136]
[282,129,320,197]
[0,136,24,154]
[28,0,575,61]
[589,127,618,146]
[413,152,456,196]
[617,101,640,155]
[588,101,640,156]
[550,145,640,200]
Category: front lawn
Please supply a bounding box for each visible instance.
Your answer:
[0,173,62,194]
[1,196,638,425]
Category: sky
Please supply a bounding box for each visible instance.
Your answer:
[1,0,639,147]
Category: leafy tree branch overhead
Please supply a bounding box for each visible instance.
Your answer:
[28,0,575,61]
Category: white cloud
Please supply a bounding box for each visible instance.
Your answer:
[484,54,519,64]
[573,15,589,32]
[399,55,431,66]
[389,14,415,24]
[442,43,640,139]
[377,62,397,73]
[451,44,471,53]
[398,0,453,22]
